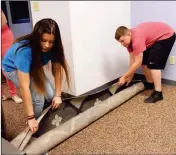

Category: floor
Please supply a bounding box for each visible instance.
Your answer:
[2,83,176,154]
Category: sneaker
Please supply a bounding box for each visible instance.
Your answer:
[12,95,23,104]
[144,90,163,103]
[2,95,8,101]
[143,81,155,90]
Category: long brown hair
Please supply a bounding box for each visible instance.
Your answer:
[115,26,129,40]
[15,18,70,94]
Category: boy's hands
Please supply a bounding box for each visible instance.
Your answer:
[126,74,134,86]
[117,74,134,86]
[117,76,126,86]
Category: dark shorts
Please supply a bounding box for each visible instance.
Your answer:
[142,33,176,69]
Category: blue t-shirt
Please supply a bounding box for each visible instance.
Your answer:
[2,41,52,73]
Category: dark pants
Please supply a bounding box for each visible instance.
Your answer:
[142,33,176,69]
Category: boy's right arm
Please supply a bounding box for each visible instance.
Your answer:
[17,70,38,133]
[129,53,135,68]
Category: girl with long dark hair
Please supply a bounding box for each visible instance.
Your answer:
[2,18,70,133]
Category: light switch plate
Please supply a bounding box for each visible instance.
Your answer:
[169,56,175,65]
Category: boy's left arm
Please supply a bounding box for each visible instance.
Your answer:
[124,53,143,78]
[118,53,143,85]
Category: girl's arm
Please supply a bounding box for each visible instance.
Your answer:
[17,70,38,133]
[17,70,34,116]
[1,10,7,28]
[53,63,62,96]
[51,63,62,110]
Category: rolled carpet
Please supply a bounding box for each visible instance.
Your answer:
[24,82,144,154]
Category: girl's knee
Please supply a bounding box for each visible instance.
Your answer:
[46,86,55,101]
[32,94,45,118]
[45,79,55,101]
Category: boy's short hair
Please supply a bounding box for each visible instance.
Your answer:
[115,26,129,40]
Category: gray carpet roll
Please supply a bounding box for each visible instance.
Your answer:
[24,82,144,154]
[11,105,52,150]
